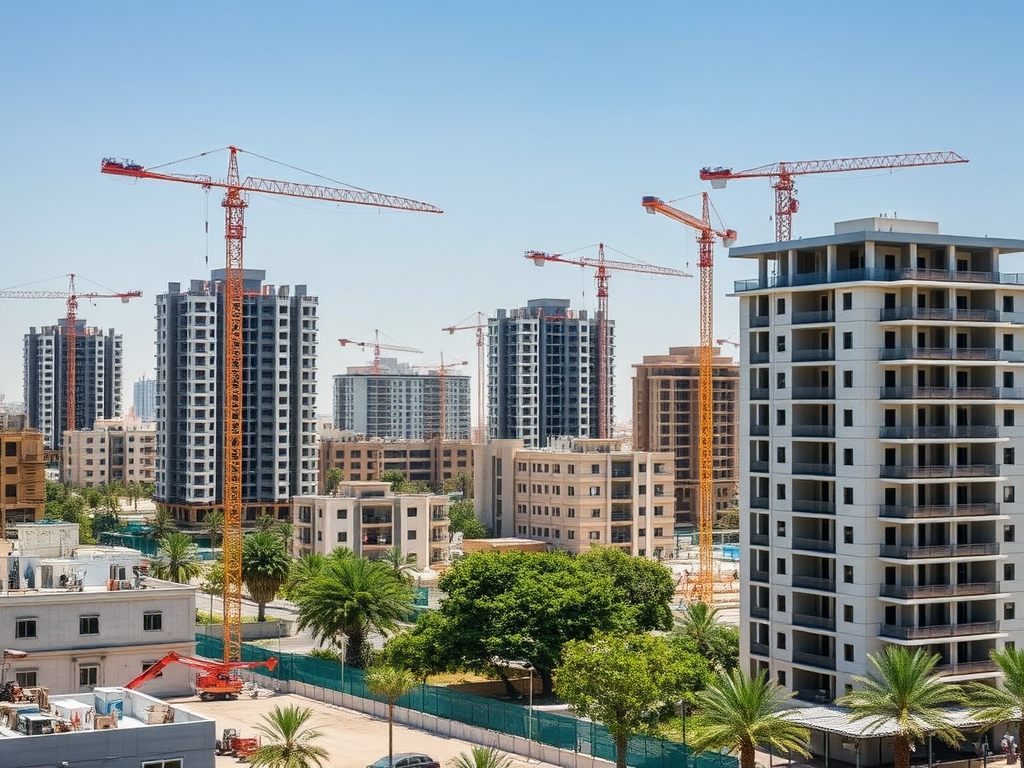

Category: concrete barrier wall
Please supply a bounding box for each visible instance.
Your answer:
[198,619,294,641]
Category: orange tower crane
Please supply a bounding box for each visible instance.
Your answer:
[525,244,692,439]
[101,149,441,662]
[338,330,423,374]
[699,151,967,242]
[0,274,141,445]
[415,354,468,441]
[442,312,487,442]
[641,194,736,604]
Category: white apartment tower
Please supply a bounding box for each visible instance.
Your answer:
[155,268,318,523]
[23,321,123,451]
[487,298,609,448]
[133,375,157,421]
[736,217,1024,703]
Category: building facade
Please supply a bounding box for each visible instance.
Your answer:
[0,429,45,537]
[735,217,1024,702]
[633,346,740,525]
[155,269,318,524]
[292,481,451,566]
[475,437,675,556]
[333,360,471,441]
[319,431,474,490]
[487,298,609,448]
[62,419,157,486]
[24,321,123,451]
[133,376,157,421]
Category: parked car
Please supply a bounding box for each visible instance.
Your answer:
[367,754,440,768]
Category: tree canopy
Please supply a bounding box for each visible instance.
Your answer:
[672,602,739,672]
[242,529,292,621]
[150,532,203,584]
[448,499,488,539]
[249,704,328,768]
[969,646,1024,750]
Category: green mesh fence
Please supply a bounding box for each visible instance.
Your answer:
[194,634,735,768]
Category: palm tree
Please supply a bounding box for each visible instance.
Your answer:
[837,646,965,768]
[248,703,328,768]
[448,746,515,768]
[150,532,203,584]
[148,507,178,540]
[379,547,417,583]
[688,669,810,768]
[968,647,1024,750]
[203,509,224,549]
[366,665,418,768]
[674,602,738,671]
[293,555,413,668]
[242,529,293,621]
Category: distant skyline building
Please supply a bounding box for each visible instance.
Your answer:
[23,320,123,451]
[155,268,318,523]
[133,376,157,421]
[487,298,609,449]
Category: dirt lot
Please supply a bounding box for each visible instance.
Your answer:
[168,691,559,768]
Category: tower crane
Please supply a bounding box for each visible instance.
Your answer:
[101,148,441,663]
[442,312,487,443]
[338,330,423,374]
[716,338,740,350]
[525,244,693,439]
[415,354,468,441]
[641,194,736,604]
[0,274,142,448]
[699,150,967,242]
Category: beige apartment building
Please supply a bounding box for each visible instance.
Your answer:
[62,418,156,486]
[475,438,676,557]
[319,431,474,491]
[292,481,451,567]
[1,429,45,537]
[633,346,739,524]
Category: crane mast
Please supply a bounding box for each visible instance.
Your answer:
[442,312,487,443]
[642,194,736,605]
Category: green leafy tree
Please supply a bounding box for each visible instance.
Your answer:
[90,509,122,539]
[292,555,413,668]
[325,467,344,495]
[672,602,739,672]
[581,546,676,632]
[837,646,965,768]
[448,499,488,539]
[557,632,712,768]
[150,532,203,584]
[81,486,103,510]
[248,703,328,768]
[148,507,178,540]
[125,480,143,511]
[969,646,1024,749]
[203,509,225,549]
[366,665,418,768]
[382,611,452,681]
[448,747,513,768]
[688,669,810,768]
[380,470,406,493]
[242,530,292,621]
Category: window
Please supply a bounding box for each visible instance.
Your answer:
[1006,602,1016,621]
[588,531,601,541]
[777,520,786,537]
[1007,448,1016,465]
[843,565,854,583]
[776,632,786,649]
[844,448,853,466]
[567,508,576,518]
[776,483,786,500]
[842,292,852,310]
[1005,563,1016,581]
[1006,410,1016,427]
[1006,525,1016,543]
[16,618,36,638]
[591,509,601,518]
[337,532,348,542]
[843,332,853,349]
[1005,334,1015,351]
[843,487,854,505]
[843,526,853,544]
[843,604,854,623]
[79,664,99,688]
[777,335,786,352]
[776,558,786,575]
[778,670,786,686]
[407,508,418,517]
[777,447,786,463]
[776,594,786,612]
[777,372,786,389]
[143,612,162,632]
[141,661,164,679]
[591,464,600,474]
[336,509,348,520]
[589,486,601,497]
[15,670,37,687]
[142,761,184,768]
[777,409,786,426]
[844,644,855,662]
[843,370,853,388]
[407,530,417,540]
[79,616,99,635]
[1005,372,1015,388]
[1006,487,1016,504]
[843,409,853,427]
[777,298,786,315]
[1005,296,1015,313]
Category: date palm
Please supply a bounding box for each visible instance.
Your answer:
[366,665,418,768]
[838,646,965,768]
[150,532,203,584]
[688,669,810,768]
[448,746,514,768]
[248,704,328,768]
[203,509,224,549]
[969,646,1024,749]
[243,529,292,621]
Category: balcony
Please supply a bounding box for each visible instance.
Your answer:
[749,532,770,546]
[880,307,1000,323]
[792,613,837,631]
[880,386,1024,400]
[735,270,1024,295]
[750,605,770,619]
[792,463,836,476]
[750,316,770,328]
[880,621,1000,640]
[879,542,1000,559]
[750,497,770,509]
[750,388,770,400]
[750,461,769,473]
[879,503,1000,519]
[610,511,634,522]
[879,464,999,479]
[750,351,770,364]
[879,582,998,599]
[793,387,835,400]
[792,349,835,363]
[791,575,836,592]
[792,537,836,554]
[792,500,836,515]
[879,426,1000,440]
[751,569,769,583]
[750,641,769,657]
[792,650,837,670]
[934,660,1000,676]
[880,347,1024,363]
[792,310,835,325]
[792,425,835,438]
[750,424,770,436]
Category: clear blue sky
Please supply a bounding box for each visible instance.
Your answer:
[2,1,1021,424]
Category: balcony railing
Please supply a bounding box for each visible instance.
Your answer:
[750,351,770,364]
[879,464,999,479]
[879,426,1000,440]
[879,503,1000,519]
[791,575,836,592]
[750,388,770,400]
[750,532,770,546]
[880,347,1024,363]
[880,621,1000,640]
[792,500,836,514]
[879,307,1000,323]
[792,462,836,476]
[750,461,769,473]
[793,387,835,400]
[879,542,1000,559]
[879,582,998,599]
[791,349,835,363]
[792,537,836,553]
[750,424,770,436]
[750,605,770,619]
[750,316,770,327]
[792,613,837,631]
[791,651,836,670]
[610,511,633,522]
[880,386,1024,400]
[792,310,835,325]
[792,425,835,438]
[750,569,769,583]
[750,641,769,657]
[735,270,1024,293]
[750,497,770,509]
[934,660,1000,676]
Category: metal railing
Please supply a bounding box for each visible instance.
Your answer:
[750,388,770,400]
[879,542,1000,559]
[792,462,836,476]
[749,533,770,546]
[879,503,999,519]
[879,307,1000,323]
[880,386,1024,400]
[750,497,770,509]
[792,387,835,400]
[792,310,835,325]
[791,651,836,670]
[879,426,999,440]
[750,569,770,583]
[880,621,1000,640]
[791,575,836,592]
[750,351,770,364]
[791,613,837,631]
[750,461,770,473]
[792,500,835,514]
[879,582,997,599]
[792,425,835,437]
[879,464,999,479]
[792,537,836,553]
[750,424,770,436]
[791,349,835,362]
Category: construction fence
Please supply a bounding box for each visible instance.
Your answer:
[195,634,736,768]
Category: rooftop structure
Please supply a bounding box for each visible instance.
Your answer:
[318,430,474,490]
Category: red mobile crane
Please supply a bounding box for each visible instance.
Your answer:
[339,330,423,375]
[641,194,736,604]
[102,149,441,663]
[525,244,692,439]
[124,651,278,701]
[699,151,967,242]
[442,312,487,443]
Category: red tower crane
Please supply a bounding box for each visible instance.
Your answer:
[101,148,441,663]
[699,151,967,242]
[0,274,142,447]
[641,194,736,604]
[525,244,692,439]
[415,354,468,441]
[338,330,423,374]
[442,312,487,443]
